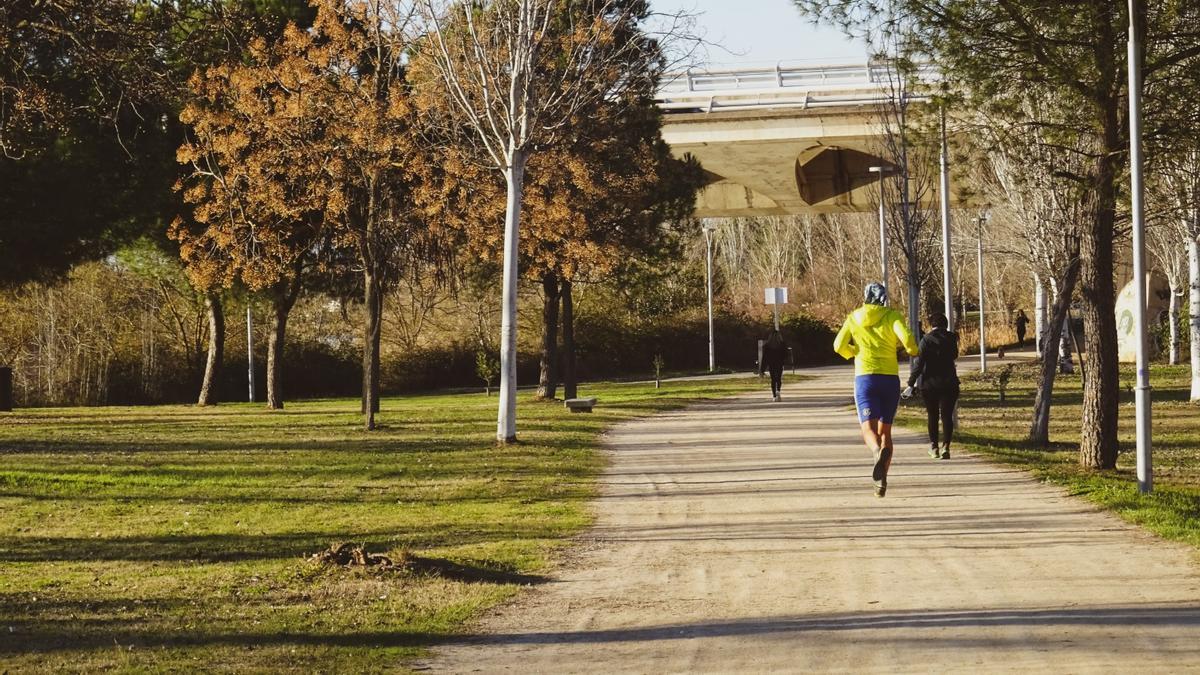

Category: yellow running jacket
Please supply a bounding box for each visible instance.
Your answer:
[833,304,920,376]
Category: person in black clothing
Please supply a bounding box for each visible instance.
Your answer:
[903,313,959,459]
[759,330,788,402]
[1014,309,1029,347]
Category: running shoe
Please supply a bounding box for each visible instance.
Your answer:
[872,446,893,483]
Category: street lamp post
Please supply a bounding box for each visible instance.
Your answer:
[939,108,955,330]
[1128,0,1152,493]
[869,166,893,299]
[703,222,717,373]
[977,213,989,373]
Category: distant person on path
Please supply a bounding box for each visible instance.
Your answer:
[833,283,920,497]
[760,329,789,402]
[903,312,959,460]
[1015,310,1029,347]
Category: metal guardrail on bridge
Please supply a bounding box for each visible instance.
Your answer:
[655,61,939,114]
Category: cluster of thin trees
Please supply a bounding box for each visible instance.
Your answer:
[792,0,1200,470]
[2,1,702,437]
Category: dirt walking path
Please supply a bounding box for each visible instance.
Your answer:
[428,367,1200,673]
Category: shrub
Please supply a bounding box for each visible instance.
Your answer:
[571,309,838,378]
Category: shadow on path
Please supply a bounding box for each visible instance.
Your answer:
[447,603,1200,646]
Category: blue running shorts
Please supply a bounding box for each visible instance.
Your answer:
[854,374,901,424]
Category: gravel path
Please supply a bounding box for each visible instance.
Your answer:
[426,367,1200,673]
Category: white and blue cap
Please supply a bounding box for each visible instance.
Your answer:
[864,282,887,306]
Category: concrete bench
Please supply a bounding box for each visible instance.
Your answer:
[564,397,597,413]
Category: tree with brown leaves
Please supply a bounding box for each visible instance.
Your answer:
[177,0,441,428]
[175,7,344,411]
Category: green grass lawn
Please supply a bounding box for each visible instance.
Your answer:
[896,361,1200,548]
[0,376,771,672]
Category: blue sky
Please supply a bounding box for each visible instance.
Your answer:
[653,0,869,67]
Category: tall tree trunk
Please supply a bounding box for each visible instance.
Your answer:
[561,278,577,400]
[197,292,224,406]
[1060,311,1076,373]
[266,282,298,411]
[1079,119,1121,470]
[1169,285,1181,366]
[1034,275,1045,357]
[362,267,382,430]
[497,149,525,443]
[1030,258,1080,446]
[1189,237,1200,400]
[906,257,921,339]
[536,272,561,400]
[371,281,382,413]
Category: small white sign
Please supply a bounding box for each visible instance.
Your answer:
[764,287,789,305]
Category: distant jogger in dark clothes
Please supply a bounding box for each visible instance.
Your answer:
[1015,310,1029,347]
[760,330,788,401]
[904,313,960,460]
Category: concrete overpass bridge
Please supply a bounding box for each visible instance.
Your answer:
[655,62,938,218]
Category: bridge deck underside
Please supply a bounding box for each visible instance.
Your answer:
[662,106,949,218]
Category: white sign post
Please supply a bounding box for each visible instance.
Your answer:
[764,287,788,331]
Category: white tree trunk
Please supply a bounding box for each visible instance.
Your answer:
[198,293,224,406]
[1030,260,1079,445]
[1046,273,1065,362]
[1169,286,1180,366]
[1189,237,1200,400]
[497,149,526,443]
[1034,274,1045,357]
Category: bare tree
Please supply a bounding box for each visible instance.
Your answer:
[807,212,880,317]
[383,264,452,353]
[1147,217,1186,365]
[976,97,1089,447]
[415,0,672,442]
[873,58,939,336]
[711,219,753,307]
[1156,148,1200,396]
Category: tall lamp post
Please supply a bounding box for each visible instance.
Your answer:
[703,222,717,373]
[938,108,955,330]
[1128,0,1152,493]
[869,165,894,298]
[977,212,989,373]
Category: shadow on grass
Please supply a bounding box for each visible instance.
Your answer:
[403,555,550,585]
[1,623,447,654]
[0,435,518,456]
[0,481,595,505]
[0,523,574,563]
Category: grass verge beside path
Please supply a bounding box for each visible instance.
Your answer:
[896,362,1200,550]
[0,376,777,672]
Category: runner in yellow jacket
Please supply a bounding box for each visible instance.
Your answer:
[833,282,919,497]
